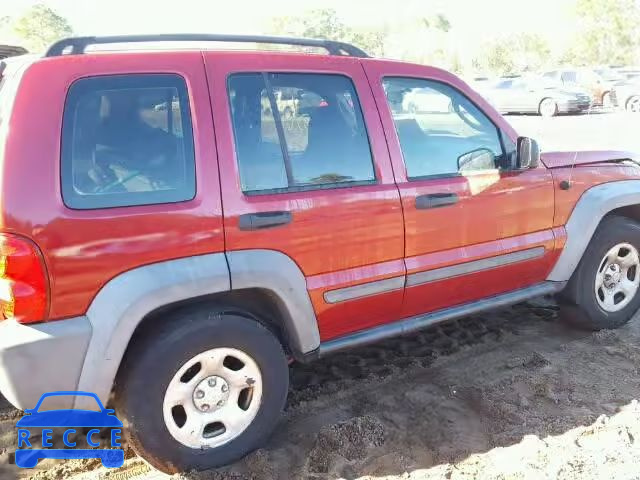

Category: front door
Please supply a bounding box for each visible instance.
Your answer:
[364,62,558,318]
[205,53,405,341]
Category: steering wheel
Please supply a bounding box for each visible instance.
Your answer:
[92,146,144,193]
[452,99,484,130]
[95,169,143,193]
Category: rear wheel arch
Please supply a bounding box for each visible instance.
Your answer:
[76,250,319,410]
[123,288,296,360]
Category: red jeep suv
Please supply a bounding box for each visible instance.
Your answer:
[1,35,640,473]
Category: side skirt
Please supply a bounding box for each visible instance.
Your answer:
[316,281,565,357]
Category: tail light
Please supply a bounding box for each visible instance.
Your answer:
[0,234,48,323]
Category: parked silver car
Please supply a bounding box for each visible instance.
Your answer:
[479,76,592,117]
[613,82,640,112]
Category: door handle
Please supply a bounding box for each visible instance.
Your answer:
[238,211,292,231]
[415,193,459,210]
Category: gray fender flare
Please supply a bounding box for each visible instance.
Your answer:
[226,249,321,356]
[75,250,319,409]
[75,253,231,409]
[547,180,640,282]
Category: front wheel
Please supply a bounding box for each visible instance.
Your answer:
[115,309,289,473]
[560,216,640,330]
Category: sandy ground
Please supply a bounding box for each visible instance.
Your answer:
[1,298,640,480]
[1,111,640,479]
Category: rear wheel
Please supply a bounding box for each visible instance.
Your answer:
[115,309,289,473]
[539,98,558,118]
[560,216,640,330]
[626,96,640,113]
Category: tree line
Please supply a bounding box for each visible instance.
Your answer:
[1,1,639,75]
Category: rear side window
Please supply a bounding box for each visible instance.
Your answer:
[61,74,196,209]
[228,73,375,194]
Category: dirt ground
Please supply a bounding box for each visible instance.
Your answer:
[2,297,640,480]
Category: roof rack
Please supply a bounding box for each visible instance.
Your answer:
[45,34,370,58]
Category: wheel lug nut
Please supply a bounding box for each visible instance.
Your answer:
[217,400,224,406]
[201,403,210,411]
[208,378,217,387]
[221,384,228,393]
[195,390,205,399]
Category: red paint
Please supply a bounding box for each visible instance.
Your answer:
[542,150,640,169]
[203,52,405,339]
[307,259,405,339]
[362,60,556,318]
[2,53,224,319]
[2,49,638,342]
[551,164,640,227]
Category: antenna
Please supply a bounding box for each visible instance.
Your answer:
[562,100,594,190]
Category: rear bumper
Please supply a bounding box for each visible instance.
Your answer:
[0,317,91,410]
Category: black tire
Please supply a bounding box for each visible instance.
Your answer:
[560,216,640,330]
[114,308,289,473]
[627,96,640,113]
[539,97,558,118]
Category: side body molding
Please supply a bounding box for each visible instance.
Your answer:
[548,180,640,282]
[75,253,230,409]
[226,249,321,357]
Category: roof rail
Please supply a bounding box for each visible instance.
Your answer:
[45,34,370,58]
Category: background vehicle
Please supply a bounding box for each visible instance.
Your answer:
[613,82,640,112]
[481,75,592,117]
[543,68,617,107]
[0,45,28,60]
[402,87,453,113]
[1,34,640,474]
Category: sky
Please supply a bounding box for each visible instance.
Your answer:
[0,0,576,48]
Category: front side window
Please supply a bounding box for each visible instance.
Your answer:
[62,74,196,209]
[383,77,506,179]
[228,73,375,194]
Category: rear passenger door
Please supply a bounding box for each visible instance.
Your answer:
[204,54,405,341]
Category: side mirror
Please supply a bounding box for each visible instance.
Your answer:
[458,148,496,172]
[516,137,540,169]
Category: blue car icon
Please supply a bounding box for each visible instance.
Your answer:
[15,391,124,468]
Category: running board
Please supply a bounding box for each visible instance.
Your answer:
[317,281,565,357]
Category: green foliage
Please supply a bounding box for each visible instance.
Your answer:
[11,4,73,52]
[434,14,451,33]
[566,0,640,65]
[268,8,386,56]
[475,34,551,76]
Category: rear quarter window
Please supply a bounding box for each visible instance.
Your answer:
[61,74,196,209]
